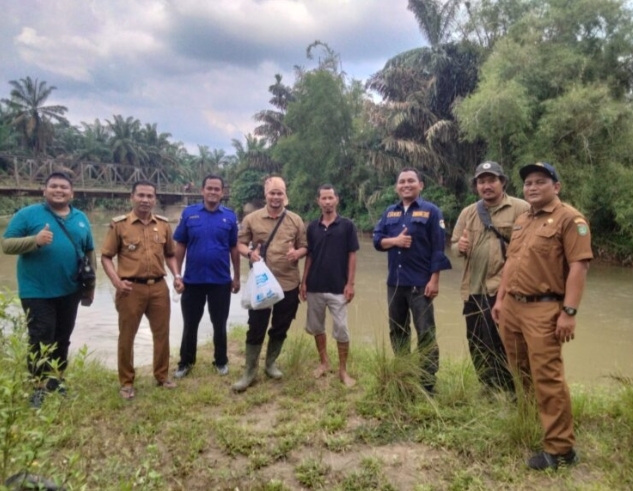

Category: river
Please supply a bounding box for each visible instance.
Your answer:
[1,207,631,385]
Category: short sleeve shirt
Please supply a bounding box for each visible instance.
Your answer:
[238,207,307,291]
[101,211,175,279]
[3,203,94,298]
[503,198,593,296]
[306,215,359,294]
[173,203,238,284]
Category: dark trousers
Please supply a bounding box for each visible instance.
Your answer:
[21,291,82,379]
[387,285,439,388]
[464,294,514,392]
[246,288,300,345]
[179,282,232,368]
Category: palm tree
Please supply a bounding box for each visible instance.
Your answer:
[1,76,69,154]
[253,74,294,145]
[106,115,147,165]
[77,119,113,162]
[366,1,485,194]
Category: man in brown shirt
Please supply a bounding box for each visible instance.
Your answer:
[451,162,529,393]
[233,176,307,392]
[101,180,180,399]
[492,162,592,470]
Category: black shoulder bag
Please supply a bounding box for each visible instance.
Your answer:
[476,200,509,261]
[259,210,287,263]
[46,209,96,292]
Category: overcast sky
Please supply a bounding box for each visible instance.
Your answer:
[1,0,425,154]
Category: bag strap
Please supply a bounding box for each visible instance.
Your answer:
[476,200,509,260]
[261,210,287,261]
[43,206,83,261]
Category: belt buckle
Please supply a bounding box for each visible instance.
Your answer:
[147,279,156,285]
[514,294,528,303]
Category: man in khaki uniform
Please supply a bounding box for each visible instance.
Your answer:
[492,162,592,470]
[233,176,307,392]
[451,162,529,392]
[101,180,180,399]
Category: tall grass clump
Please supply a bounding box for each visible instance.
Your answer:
[0,291,85,490]
[357,342,438,425]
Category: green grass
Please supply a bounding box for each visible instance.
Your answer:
[1,308,633,490]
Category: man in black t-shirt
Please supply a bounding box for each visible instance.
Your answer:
[300,184,359,387]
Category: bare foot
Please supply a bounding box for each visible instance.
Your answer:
[340,371,356,388]
[313,364,329,378]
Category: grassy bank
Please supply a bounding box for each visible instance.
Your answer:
[1,301,632,490]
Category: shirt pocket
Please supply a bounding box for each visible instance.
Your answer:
[531,226,557,254]
[121,234,140,255]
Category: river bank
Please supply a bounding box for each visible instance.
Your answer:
[2,322,632,491]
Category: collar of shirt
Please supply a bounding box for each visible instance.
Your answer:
[529,196,561,217]
[195,203,226,214]
[129,211,157,224]
[395,197,424,211]
[319,214,340,227]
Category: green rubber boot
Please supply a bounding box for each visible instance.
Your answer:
[265,338,285,379]
[232,343,262,393]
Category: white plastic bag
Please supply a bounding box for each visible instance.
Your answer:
[241,269,255,309]
[249,260,284,310]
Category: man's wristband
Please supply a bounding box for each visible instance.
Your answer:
[174,274,182,280]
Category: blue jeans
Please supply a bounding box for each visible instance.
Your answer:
[387,285,439,388]
[178,282,231,368]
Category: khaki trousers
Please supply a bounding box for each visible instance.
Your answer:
[115,280,170,387]
[500,295,574,454]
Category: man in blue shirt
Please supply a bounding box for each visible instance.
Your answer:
[373,168,452,394]
[2,172,95,407]
[172,175,240,378]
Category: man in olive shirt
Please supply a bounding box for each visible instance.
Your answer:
[233,176,307,392]
[451,162,529,392]
[101,180,180,399]
[492,162,592,470]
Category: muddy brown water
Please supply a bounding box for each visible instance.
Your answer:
[0,207,631,385]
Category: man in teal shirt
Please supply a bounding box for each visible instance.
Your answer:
[2,172,95,407]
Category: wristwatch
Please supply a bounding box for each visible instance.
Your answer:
[562,306,577,316]
[174,274,183,281]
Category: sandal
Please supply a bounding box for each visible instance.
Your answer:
[157,379,177,389]
[119,386,135,400]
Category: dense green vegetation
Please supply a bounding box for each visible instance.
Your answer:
[1,0,633,261]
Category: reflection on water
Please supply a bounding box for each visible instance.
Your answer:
[0,207,632,384]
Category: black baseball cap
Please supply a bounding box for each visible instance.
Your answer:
[519,162,559,182]
[474,161,506,180]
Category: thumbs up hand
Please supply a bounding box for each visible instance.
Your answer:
[35,223,53,247]
[394,226,412,248]
[286,240,301,262]
[457,229,470,254]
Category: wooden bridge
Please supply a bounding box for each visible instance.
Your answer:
[0,156,228,205]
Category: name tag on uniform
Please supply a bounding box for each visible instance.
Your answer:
[387,211,402,218]
[412,211,430,218]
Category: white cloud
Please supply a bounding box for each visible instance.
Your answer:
[0,0,423,153]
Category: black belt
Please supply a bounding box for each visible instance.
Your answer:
[122,277,164,285]
[510,293,563,303]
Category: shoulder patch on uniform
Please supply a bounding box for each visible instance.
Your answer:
[577,223,589,236]
[439,219,445,229]
[155,214,170,222]
[112,215,127,222]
